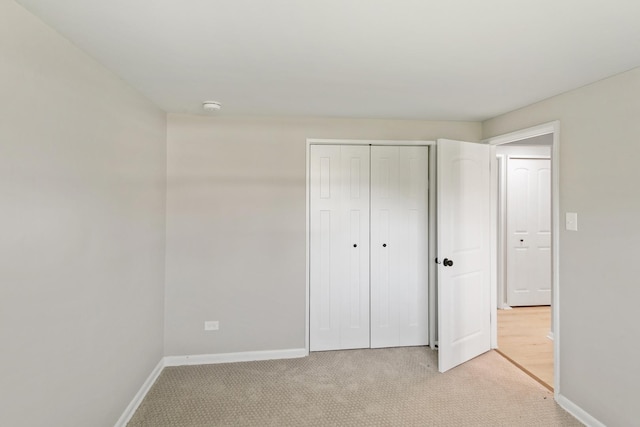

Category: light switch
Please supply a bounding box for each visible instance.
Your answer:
[566,212,578,231]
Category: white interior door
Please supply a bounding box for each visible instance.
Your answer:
[437,139,491,372]
[507,158,551,306]
[370,146,429,348]
[310,145,370,351]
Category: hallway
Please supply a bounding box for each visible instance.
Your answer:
[497,306,553,390]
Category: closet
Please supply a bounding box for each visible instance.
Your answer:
[309,144,429,351]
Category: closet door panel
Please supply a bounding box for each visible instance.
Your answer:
[398,148,429,346]
[339,146,370,349]
[371,146,429,348]
[310,145,369,351]
[370,147,400,347]
[310,145,342,351]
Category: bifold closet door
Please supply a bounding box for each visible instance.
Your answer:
[310,145,370,351]
[370,146,429,348]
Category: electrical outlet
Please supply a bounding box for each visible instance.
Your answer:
[204,321,219,331]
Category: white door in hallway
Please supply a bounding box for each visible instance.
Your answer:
[506,158,551,307]
[310,145,370,351]
[370,146,429,348]
[437,139,491,373]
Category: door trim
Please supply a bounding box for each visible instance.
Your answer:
[305,139,435,354]
[485,121,560,399]
[496,153,508,310]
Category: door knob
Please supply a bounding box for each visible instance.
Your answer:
[353,244,357,248]
[382,243,387,247]
[443,258,454,267]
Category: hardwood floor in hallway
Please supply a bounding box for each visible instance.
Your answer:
[497,306,554,390]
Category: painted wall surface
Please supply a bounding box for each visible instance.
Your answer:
[0,1,167,426]
[165,114,481,356]
[484,67,640,427]
[496,144,551,155]
[495,145,551,156]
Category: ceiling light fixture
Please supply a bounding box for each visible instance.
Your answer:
[202,101,221,112]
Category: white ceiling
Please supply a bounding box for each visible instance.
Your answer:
[15,0,640,120]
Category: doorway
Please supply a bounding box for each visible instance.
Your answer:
[488,122,560,395]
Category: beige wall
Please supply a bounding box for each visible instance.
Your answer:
[0,1,166,426]
[165,114,481,356]
[484,67,640,427]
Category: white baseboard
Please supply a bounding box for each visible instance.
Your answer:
[114,358,165,427]
[557,394,605,427]
[164,348,308,367]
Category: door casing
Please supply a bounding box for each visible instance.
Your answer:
[485,121,561,399]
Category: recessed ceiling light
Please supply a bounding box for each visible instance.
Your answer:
[202,101,221,112]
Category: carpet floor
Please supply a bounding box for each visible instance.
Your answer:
[128,348,582,426]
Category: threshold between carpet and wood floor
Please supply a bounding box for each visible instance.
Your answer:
[127,347,581,427]
[497,306,554,391]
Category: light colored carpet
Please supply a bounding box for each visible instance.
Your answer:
[128,348,582,426]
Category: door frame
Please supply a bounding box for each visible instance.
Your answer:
[485,121,560,399]
[305,139,435,354]
[496,153,508,310]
